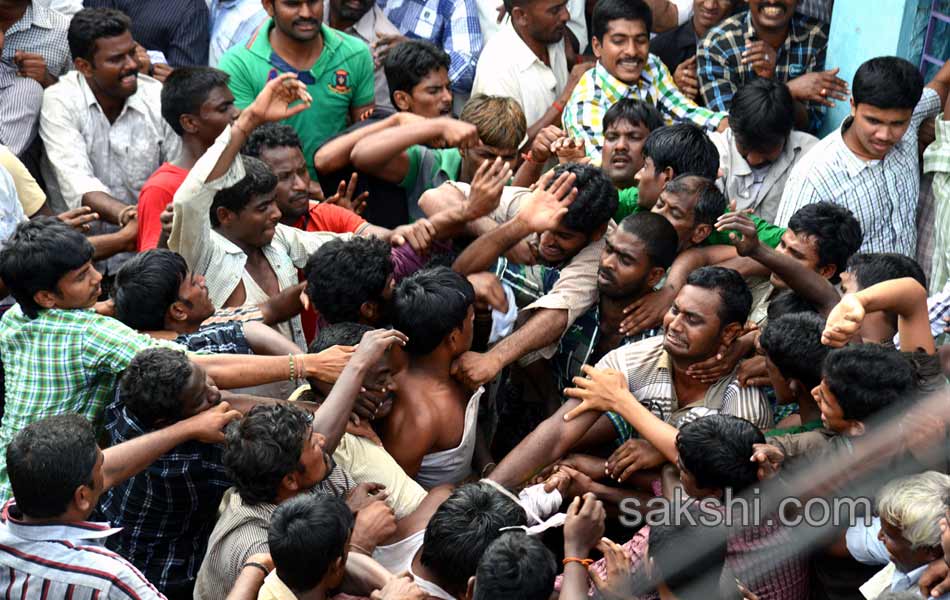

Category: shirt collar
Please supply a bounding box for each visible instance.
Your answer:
[500,22,552,72]
[8,3,53,35]
[743,10,816,55]
[77,72,149,116]
[836,118,877,176]
[593,61,641,96]
[727,129,798,177]
[248,19,342,72]
[1,501,122,542]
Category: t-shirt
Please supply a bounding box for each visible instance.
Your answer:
[292,200,366,233]
[399,145,462,220]
[615,186,641,222]
[137,162,189,251]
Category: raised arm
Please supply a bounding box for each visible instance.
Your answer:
[192,345,354,388]
[926,59,950,108]
[314,112,420,175]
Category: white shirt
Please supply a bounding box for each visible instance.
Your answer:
[472,21,568,127]
[477,0,588,54]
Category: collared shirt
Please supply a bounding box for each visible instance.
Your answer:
[401,146,462,219]
[563,58,726,164]
[710,128,819,224]
[472,21,568,126]
[99,399,231,594]
[0,63,42,157]
[0,164,24,245]
[0,502,164,600]
[377,0,482,94]
[775,88,942,256]
[924,114,950,293]
[168,126,350,349]
[34,0,84,16]
[477,0,587,54]
[697,10,828,133]
[208,0,267,67]
[1,2,71,77]
[0,306,183,502]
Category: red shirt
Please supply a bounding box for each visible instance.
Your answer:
[137,163,189,251]
[292,201,366,233]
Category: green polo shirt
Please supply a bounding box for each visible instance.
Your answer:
[399,145,462,220]
[218,20,375,178]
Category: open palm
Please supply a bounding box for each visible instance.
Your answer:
[517,170,577,233]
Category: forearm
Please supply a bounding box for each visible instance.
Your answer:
[748,244,840,314]
[258,283,305,326]
[314,113,401,174]
[220,391,320,414]
[82,191,126,224]
[452,218,532,274]
[559,563,590,600]
[512,158,545,188]
[242,321,301,355]
[350,120,439,175]
[102,418,195,488]
[89,229,135,260]
[927,60,950,106]
[358,223,393,241]
[612,391,679,463]
[192,354,294,388]
[208,113,258,182]
[853,278,934,353]
[311,358,370,452]
[487,308,568,369]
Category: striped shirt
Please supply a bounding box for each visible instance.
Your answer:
[0,64,42,157]
[924,114,950,292]
[0,502,165,600]
[775,88,943,257]
[0,2,71,78]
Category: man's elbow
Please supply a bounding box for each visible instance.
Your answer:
[349,141,374,171]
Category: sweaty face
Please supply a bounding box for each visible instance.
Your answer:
[662,285,725,362]
[519,0,570,45]
[652,190,700,251]
[195,85,240,147]
[402,68,453,117]
[179,363,222,420]
[693,0,733,30]
[538,225,589,265]
[847,103,914,161]
[598,229,656,299]
[749,0,796,32]
[878,518,937,574]
[268,0,324,43]
[330,0,374,22]
[592,19,650,85]
[603,119,650,189]
[54,261,104,310]
[177,271,215,322]
[224,190,282,247]
[259,145,311,224]
[87,31,139,100]
[770,229,822,289]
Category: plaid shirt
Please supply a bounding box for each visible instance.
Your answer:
[0,2,71,77]
[0,306,182,503]
[377,0,482,94]
[697,10,828,133]
[563,58,726,164]
[99,400,231,595]
[924,114,950,292]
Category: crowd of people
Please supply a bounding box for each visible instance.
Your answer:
[0,0,949,598]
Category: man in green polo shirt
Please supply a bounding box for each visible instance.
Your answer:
[218,0,375,178]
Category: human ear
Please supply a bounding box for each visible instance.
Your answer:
[393,90,411,112]
[33,290,58,310]
[690,223,712,246]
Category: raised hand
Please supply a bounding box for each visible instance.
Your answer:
[515,169,578,233]
[564,365,631,421]
[325,172,368,214]
[183,401,243,443]
[741,39,777,79]
[467,156,513,219]
[352,328,408,370]
[715,211,760,257]
[371,33,408,68]
[550,137,589,165]
[821,294,866,347]
[527,125,564,164]
[437,118,480,148]
[245,72,313,126]
[563,493,606,557]
[787,68,849,108]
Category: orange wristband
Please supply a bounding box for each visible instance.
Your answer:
[553,99,565,113]
[562,557,594,567]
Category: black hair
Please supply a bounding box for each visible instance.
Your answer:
[309,322,374,354]
[0,218,94,318]
[822,344,915,422]
[383,40,450,107]
[852,57,924,110]
[421,482,528,594]
[603,98,664,134]
[305,236,393,324]
[243,122,303,158]
[112,249,188,331]
[548,163,618,235]
[222,404,311,505]
[648,515,728,600]
[766,289,818,322]
[268,494,355,593]
[664,175,728,227]
[846,253,928,291]
[210,156,277,227]
[392,266,475,356]
[118,348,194,428]
[676,414,764,493]
[618,211,679,270]
[68,7,131,62]
[642,124,719,180]
[684,266,752,327]
[472,532,557,600]
[760,312,828,389]
[7,414,98,518]
[592,0,652,40]
[160,67,231,136]
[730,79,795,152]
[787,202,863,284]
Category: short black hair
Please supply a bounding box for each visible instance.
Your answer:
[676,414,764,493]
[766,289,818,322]
[309,322,374,354]
[269,494,354,593]
[603,98,663,134]
[664,175,728,227]
[243,122,303,158]
[684,266,752,327]
[472,533,557,600]
[383,40,450,107]
[760,312,828,389]
[160,67,231,136]
[7,414,98,518]
[648,514,728,600]
[592,0,652,40]
[642,124,719,180]
[210,156,277,227]
[392,266,474,356]
[68,7,131,62]
[852,57,924,110]
[223,404,311,505]
[305,236,393,324]
[730,79,795,152]
[618,211,679,270]
[0,218,94,318]
[421,482,528,594]
[112,249,188,331]
[788,202,863,284]
[823,344,915,422]
[847,253,928,291]
[549,163,618,235]
[118,348,194,429]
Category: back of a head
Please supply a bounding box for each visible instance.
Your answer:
[550,163,618,235]
[730,79,795,152]
[643,124,719,179]
[472,532,556,600]
[877,471,950,552]
[676,414,764,493]
[648,514,728,600]
[112,249,188,331]
[603,98,664,134]
[243,122,303,158]
[460,95,526,151]
[7,414,98,519]
[664,175,728,228]
[684,267,751,328]
[822,344,915,422]
[0,217,94,318]
[847,253,927,291]
[592,0,652,40]
[68,7,130,62]
[383,40,450,105]
[619,211,679,270]
[392,266,474,356]
[160,67,231,135]
[766,289,818,322]
[305,236,393,325]
[760,312,828,390]
[421,482,528,594]
[309,322,374,354]
[119,348,194,429]
[852,57,924,110]
[788,202,863,284]
[269,494,355,594]
[210,156,277,227]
